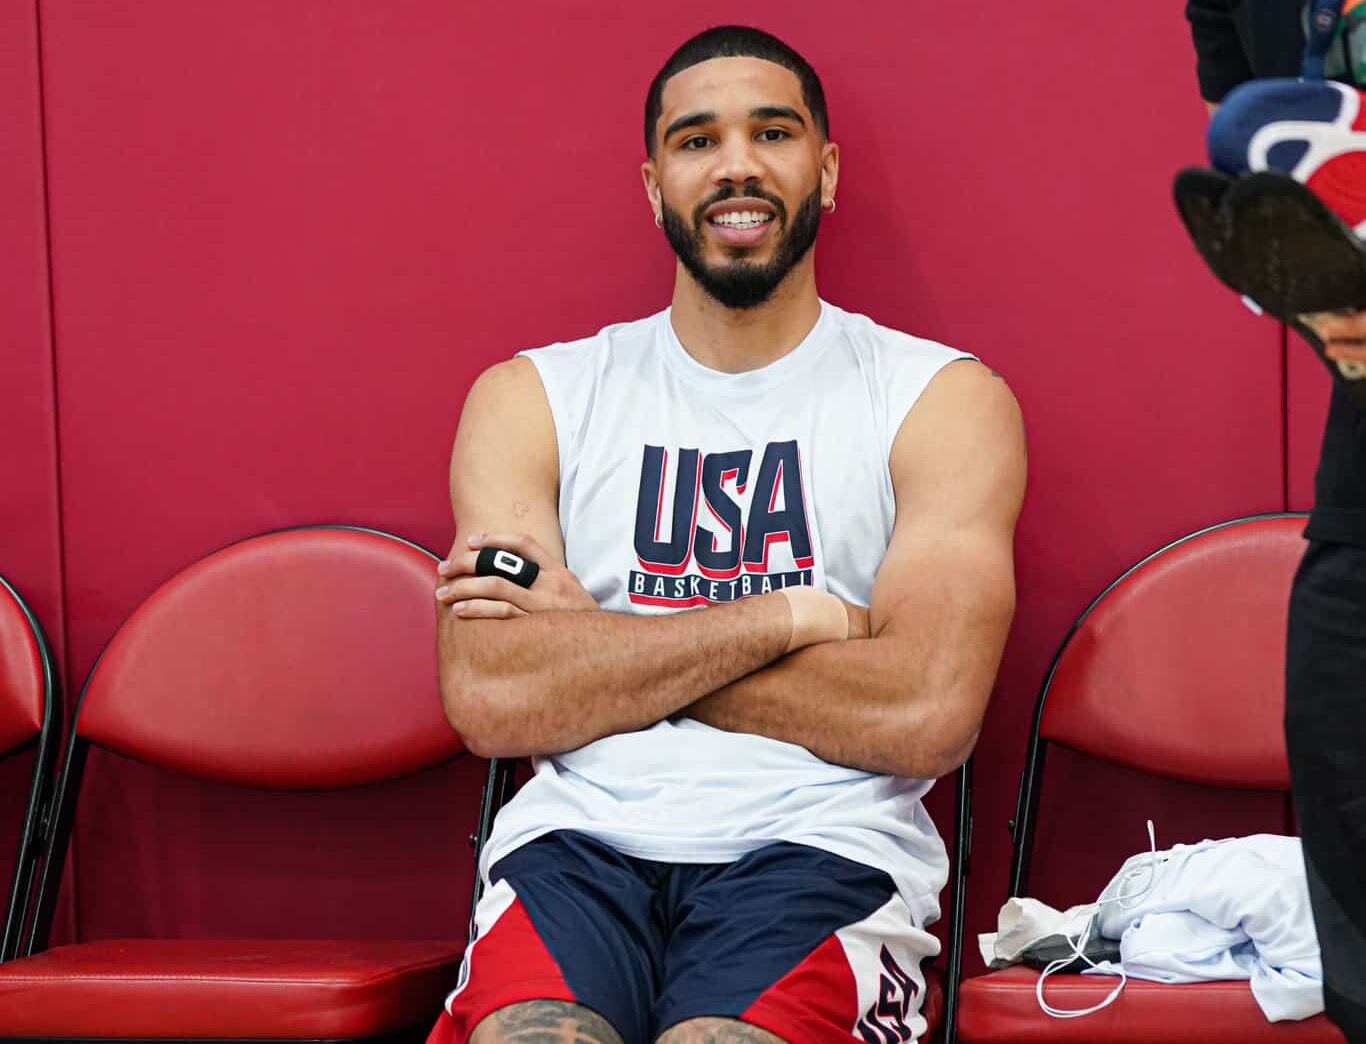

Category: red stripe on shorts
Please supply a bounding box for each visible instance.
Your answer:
[426,895,577,1042]
[741,932,860,1043]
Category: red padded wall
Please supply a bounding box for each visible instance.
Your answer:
[0,3,62,645]
[1288,333,1335,512]
[33,0,1292,969]
[0,0,66,929]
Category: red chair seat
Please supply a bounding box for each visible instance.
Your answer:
[921,966,944,1040]
[0,938,463,1039]
[957,966,1345,1043]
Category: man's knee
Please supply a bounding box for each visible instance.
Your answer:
[655,1017,788,1044]
[469,1000,624,1043]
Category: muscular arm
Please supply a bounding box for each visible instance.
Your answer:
[437,358,848,758]
[686,362,1026,779]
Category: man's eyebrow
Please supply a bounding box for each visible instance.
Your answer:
[662,105,808,143]
[750,105,806,127]
[663,110,718,141]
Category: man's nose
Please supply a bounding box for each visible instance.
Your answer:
[711,133,764,186]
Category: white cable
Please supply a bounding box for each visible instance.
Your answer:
[1035,820,1160,1019]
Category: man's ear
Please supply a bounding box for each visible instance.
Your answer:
[641,159,663,225]
[820,141,840,209]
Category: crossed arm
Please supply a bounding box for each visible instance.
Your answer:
[436,356,1025,778]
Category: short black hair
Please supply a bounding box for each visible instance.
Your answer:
[644,26,829,157]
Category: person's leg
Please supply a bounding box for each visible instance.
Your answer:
[652,843,939,1044]
[428,831,666,1044]
[470,1000,623,1043]
[1286,542,1366,1042]
[655,1017,784,1043]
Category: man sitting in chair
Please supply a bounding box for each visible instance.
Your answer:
[429,25,1026,1044]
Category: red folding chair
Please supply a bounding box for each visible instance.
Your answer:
[0,576,61,964]
[955,514,1345,1043]
[0,527,467,1042]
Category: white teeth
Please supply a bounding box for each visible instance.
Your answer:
[711,210,774,229]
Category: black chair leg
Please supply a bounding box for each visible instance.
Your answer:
[467,757,519,941]
[942,757,973,1044]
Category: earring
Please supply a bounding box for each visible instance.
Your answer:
[822,198,837,214]
[655,214,663,228]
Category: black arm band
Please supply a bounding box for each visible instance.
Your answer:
[474,547,540,589]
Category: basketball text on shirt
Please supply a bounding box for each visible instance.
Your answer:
[630,439,816,607]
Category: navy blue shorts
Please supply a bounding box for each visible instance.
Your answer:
[431,830,938,1043]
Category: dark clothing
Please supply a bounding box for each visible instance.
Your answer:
[1308,392,1366,545]
[1286,543,1366,1037]
[1187,0,1366,549]
[1188,0,1306,100]
[1189,6,1366,1040]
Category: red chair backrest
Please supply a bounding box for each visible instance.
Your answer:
[76,527,462,789]
[0,579,45,759]
[1039,515,1306,790]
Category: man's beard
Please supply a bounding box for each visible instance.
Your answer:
[661,186,822,310]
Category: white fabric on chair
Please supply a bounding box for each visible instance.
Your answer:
[1085,834,1323,1022]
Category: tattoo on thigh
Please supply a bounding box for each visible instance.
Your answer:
[474,1000,624,1044]
[655,1017,788,1044]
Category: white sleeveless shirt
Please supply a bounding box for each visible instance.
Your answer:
[480,301,973,925]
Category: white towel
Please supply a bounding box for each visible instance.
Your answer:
[978,897,1098,967]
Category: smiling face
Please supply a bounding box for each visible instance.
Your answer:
[642,56,839,310]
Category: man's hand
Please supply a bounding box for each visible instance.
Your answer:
[436,532,601,619]
[1301,310,1366,372]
